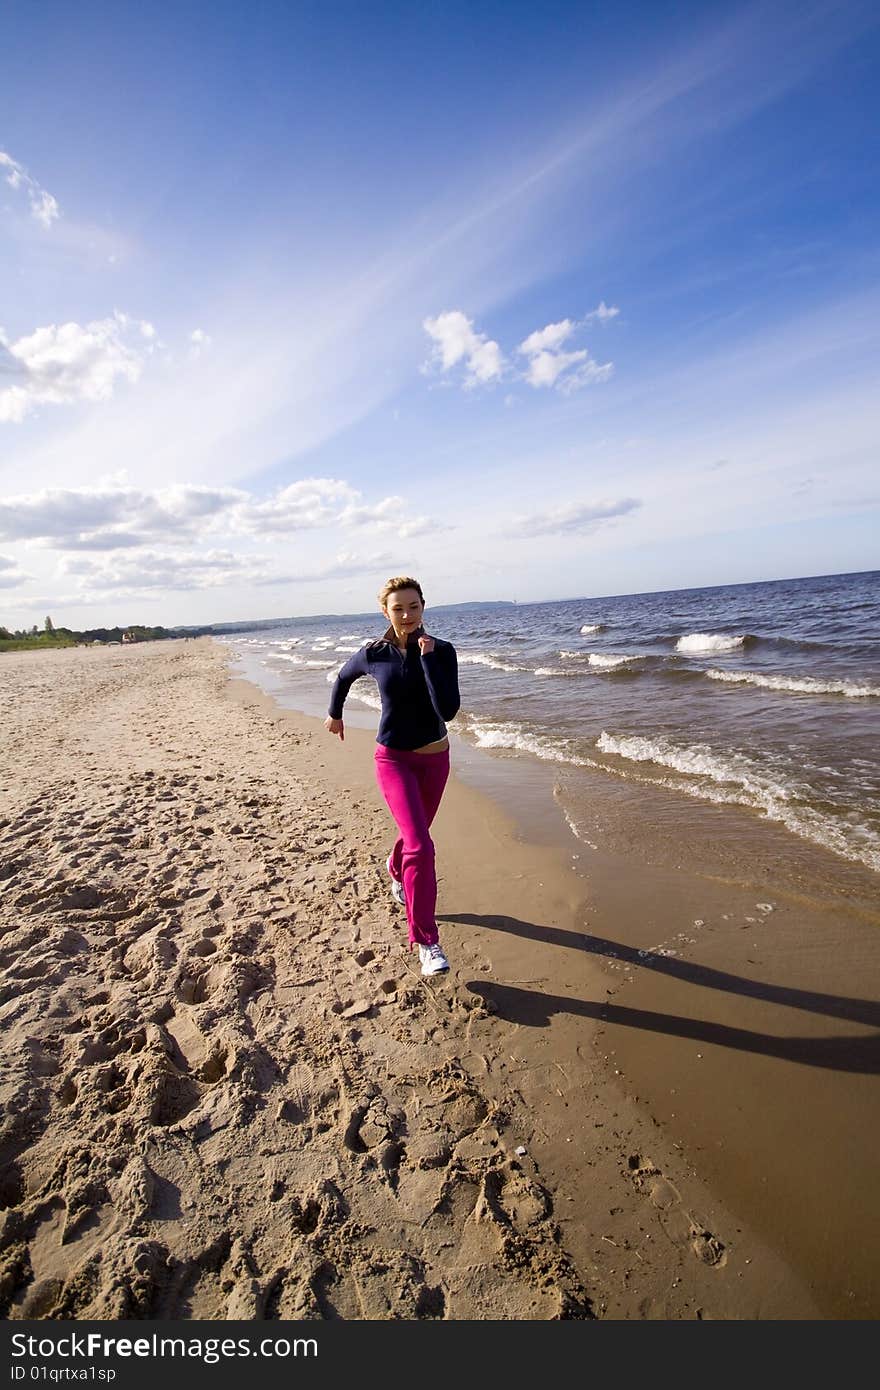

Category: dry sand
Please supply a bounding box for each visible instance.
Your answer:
[2,637,864,1320]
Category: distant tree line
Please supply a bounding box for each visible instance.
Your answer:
[0,617,177,652]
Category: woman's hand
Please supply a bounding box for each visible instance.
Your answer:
[324,716,345,740]
[418,634,435,655]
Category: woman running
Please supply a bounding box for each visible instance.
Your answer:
[324,576,460,975]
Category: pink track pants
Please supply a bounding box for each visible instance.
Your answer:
[374,744,450,946]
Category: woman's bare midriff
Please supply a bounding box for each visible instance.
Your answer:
[413,736,449,754]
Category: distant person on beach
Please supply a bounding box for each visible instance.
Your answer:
[324,576,460,976]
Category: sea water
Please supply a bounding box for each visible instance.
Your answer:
[220,570,880,893]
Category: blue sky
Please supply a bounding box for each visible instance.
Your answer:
[1,0,878,627]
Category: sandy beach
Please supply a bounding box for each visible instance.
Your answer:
[1,638,876,1320]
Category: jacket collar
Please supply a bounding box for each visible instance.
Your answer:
[381,623,424,646]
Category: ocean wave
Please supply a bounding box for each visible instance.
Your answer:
[324,670,381,710]
[539,652,645,673]
[275,654,305,664]
[588,653,645,669]
[534,656,644,676]
[706,669,880,698]
[335,645,361,652]
[349,683,381,711]
[595,731,879,873]
[467,717,596,766]
[458,652,529,673]
[675,632,748,654]
[304,658,339,668]
[579,624,606,635]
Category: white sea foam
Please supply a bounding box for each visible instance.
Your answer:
[676,632,746,654]
[324,670,381,711]
[556,802,599,850]
[596,731,880,873]
[349,682,381,710]
[338,634,362,640]
[536,654,644,675]
[579,624,604,634]
[706,669,880,698]
[275,654,305,664]
[304,658,339,668]
[469,717,595,766]
[335,645,361,652]
[458,652,528,673]
[588,653,644,669]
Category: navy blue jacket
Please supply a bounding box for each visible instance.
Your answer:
[327,626,460,749]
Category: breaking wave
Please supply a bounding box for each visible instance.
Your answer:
[676,632,748,654]
[595,731,879,872]
[706,669,880,698]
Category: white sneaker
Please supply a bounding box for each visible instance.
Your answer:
[387,856,406,908]
[418,942,450,976]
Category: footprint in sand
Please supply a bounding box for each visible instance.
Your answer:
[627,1154,727,1267]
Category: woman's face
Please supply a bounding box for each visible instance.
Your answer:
[383,588,424,634]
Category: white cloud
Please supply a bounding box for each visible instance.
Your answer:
[189,327,212,359]
[254,550,396,586]
[422,311,505,387]
[518,314,614,392]
[522,346,590,389]
[0,478,445,552]
[585,301,620,323]
[556,358,615,392]
[59,547,272,595]
[53,545,402,599]
[233,479,360,535]
[0,484,247,548]
[0,150,60,228]
[338,495,439,538]
[0,553,28,588]
[425,308,615,397]
[518,319,578,355]
[503,497,641,537]
[0,312,158,423]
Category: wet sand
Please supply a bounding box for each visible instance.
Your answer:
[1,637,872,1319]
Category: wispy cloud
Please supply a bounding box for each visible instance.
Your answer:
[55,546,398,599]
[59,547,273,596]
[425,305,617,395]
[0,150,60,228]
[0,554,28,588]
[502,497,641,537]
[518,306,616,391]
[189,328,212,360]
[338,495,439,539]
[0,479,444,551]
[422,310,505,387]
[0,484,247,547]
[253,550,396,587]
[0,312,159,423]
[585,301,619,324]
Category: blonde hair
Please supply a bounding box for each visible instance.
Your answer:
[378,575,424,608]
